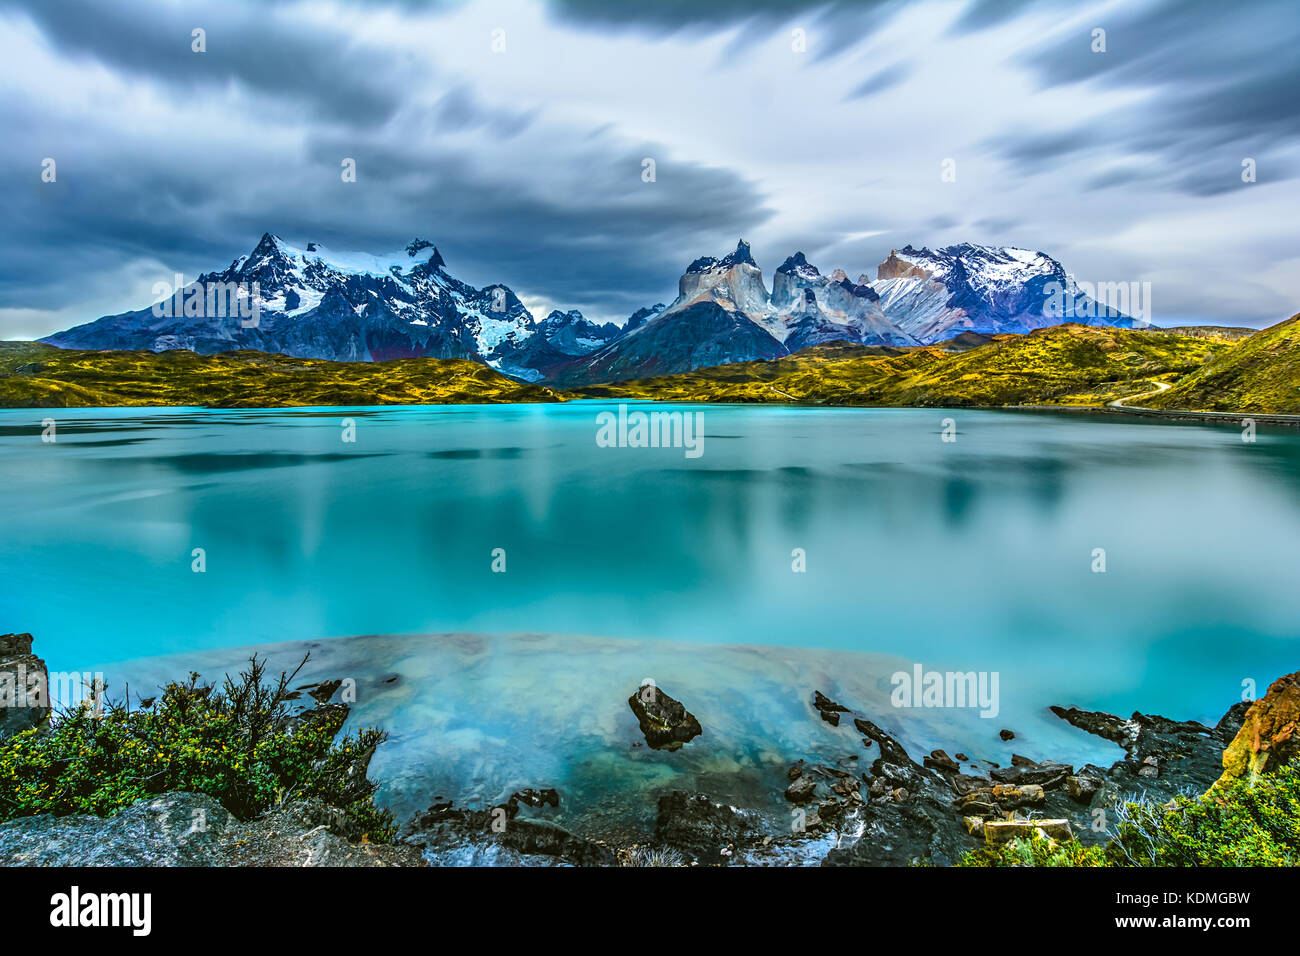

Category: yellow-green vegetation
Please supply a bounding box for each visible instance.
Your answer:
[961,760,1300,867]
[0,341,561,408]
[1145,313,1300,414]
[7,318,1298,413]
[0,655,396,842]
[571,324,1233,408]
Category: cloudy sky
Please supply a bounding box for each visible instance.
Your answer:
[3,0,1299,338]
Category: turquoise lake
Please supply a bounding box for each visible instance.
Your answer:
[2,401,1299,735]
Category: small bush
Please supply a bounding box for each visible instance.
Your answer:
[961,833,1109,868]
[0,654,395,842]
[963,762,1300,867]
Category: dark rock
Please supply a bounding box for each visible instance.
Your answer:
[822,787,975,868]
[403,795,612,866]
[509,788,560,811]
[0,632,50,739]
[627,682,702,751]
[654,791,761,864]
[830,776,863,802]
[303,678,343,703]
[1065,773,1105,802]
[990,760,1072,789]
[949,773,991,797]
[999,729,1015,741]
[1051,703,1226,801]
[1214,700,1252,743]
[785,775,818,804]
[813,690,851,727]
[924,750,961,773]
[853,717,916,768]
[495,819,612,866]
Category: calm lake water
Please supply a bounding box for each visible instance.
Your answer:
[2,401,1299,734]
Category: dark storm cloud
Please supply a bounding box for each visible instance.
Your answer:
[2,81,770,323]
[0,0,775,326]
[1,0,408,124]
[547,0,885,32]
[987,0,1300,194]
[946,0,1042,34]
[989,129,1092,173]
[287,129,775,316]
[5,0,1298,335]
[1083,166,1153,192]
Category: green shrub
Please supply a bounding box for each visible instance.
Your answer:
[0,655,395,842]
[963,762,1300,867]
[961,832,1109,868]
[1105,769,1300,866]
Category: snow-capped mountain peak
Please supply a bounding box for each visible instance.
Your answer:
[41,232,1145,386]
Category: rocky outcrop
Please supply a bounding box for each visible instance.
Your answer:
[1049,700,1246,810]
[877,250,933,281]
[654,791,761,865]
[982,818,1071,846]
[0,792,424,867]
[0,633,49,739]
[812,690,850,726]
[1215,672,1300,787]
[627,681,702,751]
[402,788,614,867]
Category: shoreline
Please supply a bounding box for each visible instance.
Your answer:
[998,402,1300,428]
[63,631,1247,866]
[4,397,1298,424]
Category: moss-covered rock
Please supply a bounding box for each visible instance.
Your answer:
[1216,671,1300,786]
[627,681,702,751]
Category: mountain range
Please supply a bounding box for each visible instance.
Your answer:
[41,234,1145,386]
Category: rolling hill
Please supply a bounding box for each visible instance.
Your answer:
[570,324,1233,408]
[0,342,560,408]
[1144,314,1300,413]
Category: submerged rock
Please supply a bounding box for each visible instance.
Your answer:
[924,750,961,773]
[627,681,703,751]
[785,774,818,804]
[402,791,613,867]
[812,690,850,727]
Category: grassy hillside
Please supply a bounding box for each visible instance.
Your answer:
[4,319,1291,412]
[0,342,561,408]
[571,324,1232,408]
[1156,326,1257,342]
[1144,314,1300,413]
